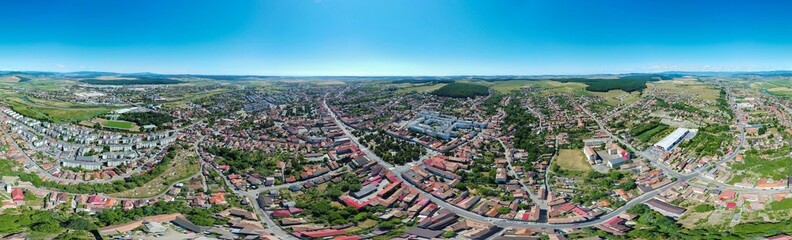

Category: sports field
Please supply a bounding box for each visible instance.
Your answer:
[103,120,135,129]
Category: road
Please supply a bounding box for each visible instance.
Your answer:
[206,160,299,240]
[498,138,547,211]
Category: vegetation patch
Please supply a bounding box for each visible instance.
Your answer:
[550,74,675,92]
[119,111,175,127]
[5,97,113,123]
[109,146,199,198]
[431,82,490,98]
[555,149,592,173]
[730,146,792,183]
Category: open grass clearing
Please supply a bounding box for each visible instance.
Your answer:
[555,149,592,173]
[488,80,533,93]
[654,79,720,101]
[394,83,447,94]
[590,89,642,106]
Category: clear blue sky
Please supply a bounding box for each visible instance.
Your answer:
[1,0,792,75]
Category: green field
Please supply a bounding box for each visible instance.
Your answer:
[394,83,447,94]
[555,149,593,173]
[102,120,135,129]
[4,96,115,123]
[654,79,721,101]
[637,125,670,142]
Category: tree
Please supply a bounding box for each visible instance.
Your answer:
[497,206,511,214]
[66,217,97,231]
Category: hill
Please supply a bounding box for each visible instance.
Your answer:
[431,82,490,98]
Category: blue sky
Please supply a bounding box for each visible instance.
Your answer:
[1,0,792,75]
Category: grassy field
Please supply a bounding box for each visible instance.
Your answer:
[754,78,792,98]
[765,87,792,98]
[162,88,232,107]
[488,80,533,93]
[394,83,447,94]
[4,96,115,123]
[110,149,200,198]
[101,120,136,129]
[520,80,590,95]
[637,125,670,142]
[654,79,720,101]
[556,149,592,173]
[590,89,642,106]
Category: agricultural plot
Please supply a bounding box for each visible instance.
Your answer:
[654,79,721,101]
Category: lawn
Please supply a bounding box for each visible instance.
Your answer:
[110,149,200,198]
[556,149,592,173]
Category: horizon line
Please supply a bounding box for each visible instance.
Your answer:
[3,69,792,78]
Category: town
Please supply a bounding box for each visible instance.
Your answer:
[0,71,791,240]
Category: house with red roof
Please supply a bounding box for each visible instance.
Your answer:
[87,195,106,205]
[271,209,292,218]
[11,188,24,203]
[720,190,736,200]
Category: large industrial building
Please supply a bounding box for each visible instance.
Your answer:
[654,128,691,151]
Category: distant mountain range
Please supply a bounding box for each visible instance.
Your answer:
[2,70,792,81]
